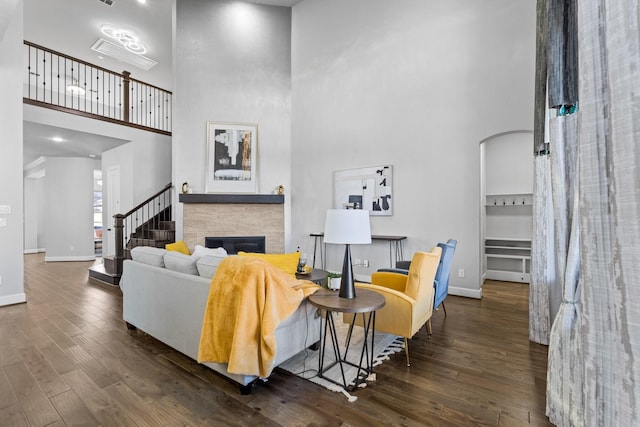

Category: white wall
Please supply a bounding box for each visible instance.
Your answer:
[23,176,42,253]
[0,0,26,306]
[173,0,292,243]
[44,157,98,261]
[290,0,536,297]
[484,131,534,195]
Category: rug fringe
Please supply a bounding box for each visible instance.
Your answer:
[372,336,404,367]
[323,382,358,402]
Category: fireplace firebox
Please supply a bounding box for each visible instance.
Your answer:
[205,236,266,254]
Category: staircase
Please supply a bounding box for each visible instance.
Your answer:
[89,183,174,285]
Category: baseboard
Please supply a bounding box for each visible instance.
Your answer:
[0,293,27,307]
[24,248,45,254]
[449,286,482,299]
[45,255,96,262]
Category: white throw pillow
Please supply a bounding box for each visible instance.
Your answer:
[130,246,166,267]
[192,245,228,259]
[196,255,226,279]
[163,251,198,275]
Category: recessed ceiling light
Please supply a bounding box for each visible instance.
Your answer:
[52,137,64,143]
[89,154,97,158]
[138,0,147,3]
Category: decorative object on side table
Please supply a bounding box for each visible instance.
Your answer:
[323,209,372,299]
[327,272,342,290]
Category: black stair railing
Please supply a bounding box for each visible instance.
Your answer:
[23,41,172,135]
[112,183,172,275]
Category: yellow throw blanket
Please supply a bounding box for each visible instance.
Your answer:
[197,256,319,378]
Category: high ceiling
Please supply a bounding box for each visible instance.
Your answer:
[21,0,300,168]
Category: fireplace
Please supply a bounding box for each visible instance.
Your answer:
[180,193,284,254]
[205,236,266,254]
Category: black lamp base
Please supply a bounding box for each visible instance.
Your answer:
[339,244,356,299]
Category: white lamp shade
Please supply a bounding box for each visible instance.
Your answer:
[323,209,371,245]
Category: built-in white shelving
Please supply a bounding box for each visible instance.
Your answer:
[484,237,531,283]
[482,133,534,285]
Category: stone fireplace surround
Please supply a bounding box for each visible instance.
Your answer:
[179,194,284,254]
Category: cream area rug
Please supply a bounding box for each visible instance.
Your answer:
[278,312,404,402]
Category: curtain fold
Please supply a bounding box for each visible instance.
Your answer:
[578,1,640,425]
[545,113,583,425]
[529,154,554,344]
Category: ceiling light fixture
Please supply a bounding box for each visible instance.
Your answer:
[66,79,86,95]
[52,137,64,143]
[91,38,157,70]
[100,24,147,55]
[137,0,147,3]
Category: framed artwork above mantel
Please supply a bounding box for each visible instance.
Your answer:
[205,121,258,193]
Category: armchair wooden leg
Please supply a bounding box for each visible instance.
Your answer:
[427,319,432,337]
[441,301,447,316]
[404,337,411,367]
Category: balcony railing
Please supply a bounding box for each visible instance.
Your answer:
[23,41,172,135]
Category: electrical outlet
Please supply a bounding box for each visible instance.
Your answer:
[458,268,465,278]
[363,259,369,268]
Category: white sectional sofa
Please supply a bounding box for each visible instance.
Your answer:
[119,246,321,394]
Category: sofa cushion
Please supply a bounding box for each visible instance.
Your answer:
[130,246,166,267]
[192,245,228,259]
[196,255,227,279]
[163,251,198,275]
[165,240,191,255]
[237,251,300,276]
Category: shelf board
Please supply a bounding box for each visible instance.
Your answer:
[485,237,531,242]
[485,245,532,250]
[485,254,531,260]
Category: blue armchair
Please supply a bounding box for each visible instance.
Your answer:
[432,239,457,315]
[378,239,457,334]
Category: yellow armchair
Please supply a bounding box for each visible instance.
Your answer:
[344,247,442,366]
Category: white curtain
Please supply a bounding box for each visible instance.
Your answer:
[544,0,640,425]
[577,0,640,425]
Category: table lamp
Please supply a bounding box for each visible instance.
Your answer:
[323,209,371,299]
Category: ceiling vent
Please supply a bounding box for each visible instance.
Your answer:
[98,0,115,6]
[90,38,157,71]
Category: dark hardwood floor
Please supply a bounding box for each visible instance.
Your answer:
[0,253,553,426]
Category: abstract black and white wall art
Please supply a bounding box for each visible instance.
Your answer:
[333,165,392,216]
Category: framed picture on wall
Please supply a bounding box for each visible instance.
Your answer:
[333,165,393,215]
[205,121,258,193]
